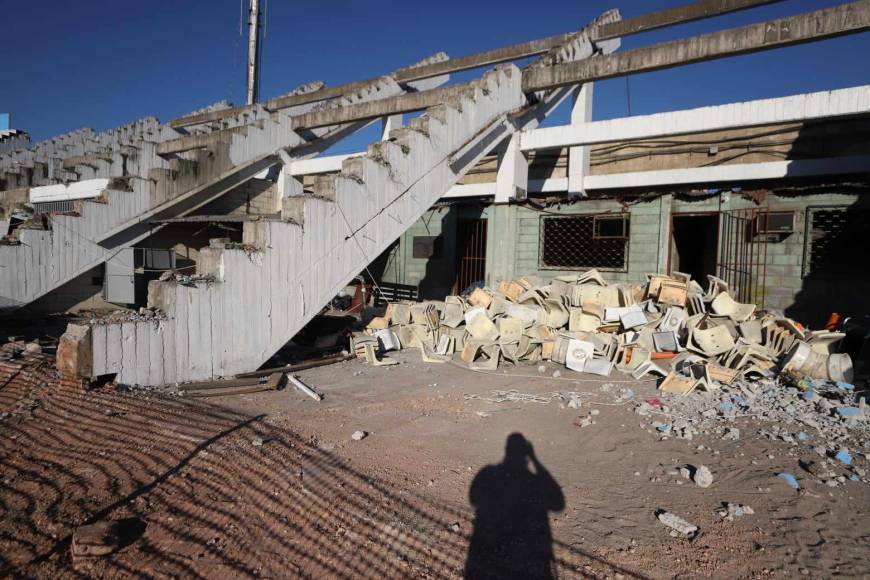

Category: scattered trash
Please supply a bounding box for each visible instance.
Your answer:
[251,437,264,447]
[288,375,322,401]
[777,472,800,490]
[351,430,367,441]
[718,502,754,520]
[722,427,740,441]
[656,510,699,539]
[835,450,853,465]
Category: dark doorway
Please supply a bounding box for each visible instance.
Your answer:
[455,218,487,294]
[670,213,719,284]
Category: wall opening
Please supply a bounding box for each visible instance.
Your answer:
[455,218,488,294]
[670,213,719,285]
[539,214,630,271]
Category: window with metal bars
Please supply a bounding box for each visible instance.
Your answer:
[539,214,630,270]
[804,206,870,277]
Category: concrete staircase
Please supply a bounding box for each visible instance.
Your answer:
[0,79,404,311]
[78,65,528,385]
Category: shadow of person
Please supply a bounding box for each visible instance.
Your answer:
[465,433,565,580]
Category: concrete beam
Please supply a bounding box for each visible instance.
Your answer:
[269,2,785,109]
[582,155,870,190]
[157,127,246,155]
[523,1,870,91]
[394,33,572,83]
[521,84,870,150]
[495,133,528,203]
[265,79,377,111]
[593,0,785,41]
[265,36,580,113]
[287,152,362,176]
[290,82,482,130]
[169,104,254,129]
[443,155,870,197]
[567,83,593,198]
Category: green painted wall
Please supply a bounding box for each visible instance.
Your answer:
[375,191,868,326]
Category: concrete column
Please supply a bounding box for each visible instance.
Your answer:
[495,133,528,204]
[486,204,517,287]
[381,114,403,140]
[657,194,673,273]
[568,83,593,198]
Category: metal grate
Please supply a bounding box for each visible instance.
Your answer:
[456,218,488,293]
[373,282,419,306]
[804,206,870,277]
[718,208,768,307]
[32,200,75,213]
[539,214,629,270]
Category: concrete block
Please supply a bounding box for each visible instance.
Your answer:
[57,324,93,378]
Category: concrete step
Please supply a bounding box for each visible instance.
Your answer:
[73,63,527,385]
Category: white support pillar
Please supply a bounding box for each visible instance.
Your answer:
[381,114,403,140]
[488,133,528,286]
[568,83,593,198]
[495,133,528,204]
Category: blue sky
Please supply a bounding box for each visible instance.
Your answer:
[2,0,869,152]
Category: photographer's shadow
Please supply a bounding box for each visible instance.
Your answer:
[465,433,565,580]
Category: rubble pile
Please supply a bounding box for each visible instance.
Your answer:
[354,269,855,389]
[354,269,867,462]
[638,369,867,439]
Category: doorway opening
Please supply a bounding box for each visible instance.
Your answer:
[455,218,488,294]
[670,213,719,285]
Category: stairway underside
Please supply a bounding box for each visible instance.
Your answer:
[38,10,623,385]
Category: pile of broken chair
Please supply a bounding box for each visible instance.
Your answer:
[351,269,853,395]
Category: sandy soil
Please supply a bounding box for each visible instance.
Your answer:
[1,348,868,578]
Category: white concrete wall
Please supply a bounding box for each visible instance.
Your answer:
[89,65,527,384]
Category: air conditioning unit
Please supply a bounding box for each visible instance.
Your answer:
[756,211,795,234]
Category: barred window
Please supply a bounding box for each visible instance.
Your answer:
[540,214,630,270]
[804,207,870,277]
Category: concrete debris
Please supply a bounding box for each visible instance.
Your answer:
[718,502,754,520]
[722,427,741,441]
[351,430,367,441]
[693,465,714,488]
[656,510,699,539]
[641,367,869,462]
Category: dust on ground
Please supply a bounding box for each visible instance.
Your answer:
[1,348,868,578]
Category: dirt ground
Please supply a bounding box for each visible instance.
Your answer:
[1,346,869,579]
